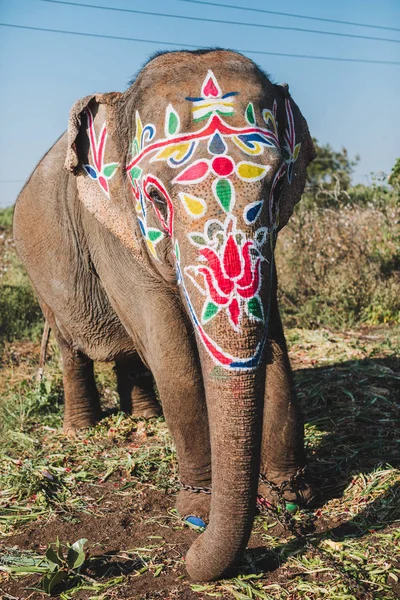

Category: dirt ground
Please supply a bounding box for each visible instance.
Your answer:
[1,327,399,599]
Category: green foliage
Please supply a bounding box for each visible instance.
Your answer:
[0,205,14,230]
[0,284,42,344]
[42,537,88,595]
[388,157,400,193]
[277,187,400,329]
[0,537,88,595]
[0,206,42,348]
[306,138,359,206]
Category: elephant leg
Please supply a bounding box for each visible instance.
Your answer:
[259,290,315,507]
[143,305,212,523]
[115,354,161,418]
[55,327,101,434]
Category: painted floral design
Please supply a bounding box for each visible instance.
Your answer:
[282,98,301,183]
[120,69,302,366]
[185,70,238,122]
[83,108,119,197]
[185,215,267,332]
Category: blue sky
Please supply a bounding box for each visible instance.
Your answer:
[1,0,399,207]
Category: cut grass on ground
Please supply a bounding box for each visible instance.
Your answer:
[0,327,399,599]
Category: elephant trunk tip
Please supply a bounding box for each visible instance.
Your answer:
[184,529,243,582]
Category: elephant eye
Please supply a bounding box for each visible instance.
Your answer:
[147,186,165,204]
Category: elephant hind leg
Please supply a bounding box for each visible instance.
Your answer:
[115,355,161,419]
[54,327,101,434]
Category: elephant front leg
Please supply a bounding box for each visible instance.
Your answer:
[259,295,315,508]
[143,307,212,524]
[115,354,161,419]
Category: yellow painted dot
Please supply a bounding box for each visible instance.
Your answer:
[179,193,206,218]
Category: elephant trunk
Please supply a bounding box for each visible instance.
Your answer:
[185,368,265,581]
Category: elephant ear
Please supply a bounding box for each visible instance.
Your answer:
[274,84,316,230]
[65,92,142,256]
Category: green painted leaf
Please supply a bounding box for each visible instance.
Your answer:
[147,229,163,242]
[189,233,207,246]
[247,297,263,321]
[129,166,142,182]
[103,163,119,178]
[202,301,219,323]
[168,111,179,135]
[246,102,256,125]
[214,179,233,212]
[175,241,180,261]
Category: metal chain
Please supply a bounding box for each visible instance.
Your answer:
[179,482,212,495]
[257,469,374,599]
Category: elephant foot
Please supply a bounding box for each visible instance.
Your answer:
[63,413,100,436]
[130,400,162,420]
[176,488,211,525]
[258,469,316,511]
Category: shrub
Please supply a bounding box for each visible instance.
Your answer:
[0,284,43,344]
[276,193,400,329]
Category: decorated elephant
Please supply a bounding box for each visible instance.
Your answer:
[14,49,315,581]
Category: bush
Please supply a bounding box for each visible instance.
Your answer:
[276,192,400,329]
[0,284,43,344]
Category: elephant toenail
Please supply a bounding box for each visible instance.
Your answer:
[185,515,206,528]
[285,502,299,513]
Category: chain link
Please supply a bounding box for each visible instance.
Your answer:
[257,468,373,599]
[179,482,212,495]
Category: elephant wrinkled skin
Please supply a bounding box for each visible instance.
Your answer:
[14,50,315,581]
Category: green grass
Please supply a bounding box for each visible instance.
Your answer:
[0,206,43,348]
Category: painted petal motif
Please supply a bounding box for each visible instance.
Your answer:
[202,301,219,323]
[228,298,240,328]
[174,160,210,184]
[236,242,253,287]
[197,267,230,306]
[223,235,242,280]
[237,259,261,299]
[202,70,221,98]
[165,103,180,136]
[247,297,264,321]
[208,132,227,155]
[244,201,263,224]
[179,192,207,218]
[245,102,256,125]
[103,163,119,179]
[237,162,270,182]
[213,178,234,213]
[83,165,97,179]
[200,248,234,295]
[154,142,195,164]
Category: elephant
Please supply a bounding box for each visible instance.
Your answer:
[13,49,316,582]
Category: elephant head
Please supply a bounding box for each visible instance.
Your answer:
[65,50,315,581]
